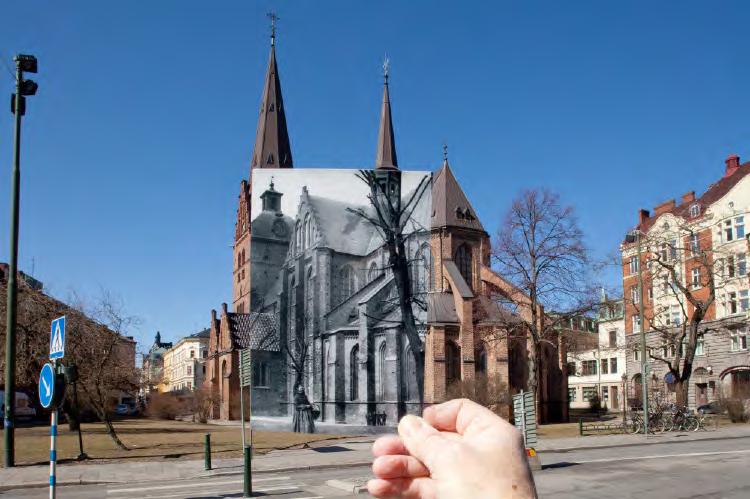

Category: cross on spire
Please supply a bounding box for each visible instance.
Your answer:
[267,11,279,46]
[443,143,448,162]
[382,55,390,83]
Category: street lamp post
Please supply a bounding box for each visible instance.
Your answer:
[626,229,649,436]
[4,54,38,468]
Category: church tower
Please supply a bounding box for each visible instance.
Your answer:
[374,63,402,214]
[233,20,294,314]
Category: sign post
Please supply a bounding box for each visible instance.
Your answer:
[45,316,65,499]
[239,348,252,498]
[513,390,540,470]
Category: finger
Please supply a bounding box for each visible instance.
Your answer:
[424,398,511,437]
[372,435,409,457]
[367,477,437,499]
[373,454,430,479]
[398,415,449,470]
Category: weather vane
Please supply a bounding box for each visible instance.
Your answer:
[270,175,275,190]
[267,11,279,46]
[443,143,448,162]
[382,55,390,83]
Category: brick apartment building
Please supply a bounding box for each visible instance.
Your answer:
[622,154,750,408]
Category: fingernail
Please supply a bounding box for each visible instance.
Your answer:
[399,415,424,437]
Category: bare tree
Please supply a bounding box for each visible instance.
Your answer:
[492,189,596,406]
[626,219,732,407]
[347,170,430,404]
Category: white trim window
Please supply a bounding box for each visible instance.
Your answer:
[690,204,701,218]
[690,233,700,255]
[629,256,639,275]
[731,333,748,352]
[739,253,748,277]
[630,285,640,304]
[726,291,739,315]
[724,216,746,243]
[691,268,701,288]
[695,337,705,356]
[632,315,641,333]
[633,348,641,362]
[740,290,750,313]
[727,255,736,278]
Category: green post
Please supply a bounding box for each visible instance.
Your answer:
[204,433,211,470]
[243,445,252,497]
[578,418,583,436]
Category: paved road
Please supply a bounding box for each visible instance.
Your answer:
[3,435,750,498]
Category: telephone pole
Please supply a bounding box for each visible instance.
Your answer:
[4,54,38,468]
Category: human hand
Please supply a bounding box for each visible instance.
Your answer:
[367,398,537,499]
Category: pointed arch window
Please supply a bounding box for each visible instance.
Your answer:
[455,244,473,289]
[349,345,359,401]
[338,265,356,303]
[475,343,487,374]
[305,267,314,334]
[446,340,461,386]
[368,262,379,282]
[402,342,417,401]
[376,341,387,401]
[288,275,297,338]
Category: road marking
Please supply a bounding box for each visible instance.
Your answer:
[569,448,750,465]
[107,476,290,494]
[140,486,301,499]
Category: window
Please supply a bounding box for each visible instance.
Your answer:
[740,290,750,313]
[630,285,640,304]
[581,360,597,376]
[566,362,577,375]
[670,239,678,261]
[476,343,487,374]
[582,387,598,401]
[187,365,192,376]
[728,291,738,315]
[338,265,355,303]
[691,268,701,288]
[666,304,682,326]
[736,216,745,239]
[349,345,359,401]
[608,330,617,348]
[690,204,700,218]
[659,244,668,262]
[739,254,747,277]
[648,285,654,300]
[411,244,430,295]
[728,255,736,278]
[306,267,315,333]
[629,256,639,274]
[190,350,195,358]
[600,358,609,374]
[632,315,641,333]
[446,341,461,386]
[695,337,705,356]
[568,387,577,402]
[289,275,297,336]
[455,244,473,289]
[377,342,387,400]
[633,348,640,362]
[368,262,379,282]
[690,234,700,255]
[253,362,270,387]
[731,333,748,352]
[610,357,618,374]
[725,220,734,242]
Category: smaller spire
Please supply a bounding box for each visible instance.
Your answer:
[375,57,398,170]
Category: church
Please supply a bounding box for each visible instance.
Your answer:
[205,28,568,425]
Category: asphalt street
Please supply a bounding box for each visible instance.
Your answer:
[3,435,750,498]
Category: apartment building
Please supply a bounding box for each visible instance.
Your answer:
[567,295,626,411]
[621,154,750,408]
[162,329,209,393]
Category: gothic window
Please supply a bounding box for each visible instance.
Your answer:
[376,341,387,401]
[455,244,473,289]
[349,345,359,401]
[446,340,461,387]
[411,243,431,295]
[368,262,379,282]
[475,343,487,374]
[289,275,297,338]
[305,267,314,333]
[402,343,417,401]
[295,221,301,253]
[338,265,355,303]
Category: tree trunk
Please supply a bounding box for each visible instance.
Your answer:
[675,379,689,408]
[103,414,128,450]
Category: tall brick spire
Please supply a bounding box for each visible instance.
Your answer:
[375,59,398,170]
[250,41,293,172]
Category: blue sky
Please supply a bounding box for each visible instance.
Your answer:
[2,1,750,351]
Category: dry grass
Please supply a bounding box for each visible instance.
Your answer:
[536,422,582,439]
[0,418,343,466]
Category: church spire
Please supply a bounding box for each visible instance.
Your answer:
[250,15,293,172]
[375,57,398,170]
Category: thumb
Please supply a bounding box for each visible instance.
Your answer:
[398,415,450,471]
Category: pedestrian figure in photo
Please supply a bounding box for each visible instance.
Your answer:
[293,384,315,433]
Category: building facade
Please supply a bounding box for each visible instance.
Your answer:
[162,329,209,393]
[567,295,626,411]
[141,332,172,395]
[622,155,750,409]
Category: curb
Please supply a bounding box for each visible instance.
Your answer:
[539,433,750,454]
[0,480,119,492]
[203,459,373,477]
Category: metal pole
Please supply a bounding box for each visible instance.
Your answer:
[637,231,649,435]
[204,433,211,470]
[49,407,57,499]
[243,445,252,498]
[239,372,246,450]
[4,62,24,469]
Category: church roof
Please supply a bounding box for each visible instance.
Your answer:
[306,195,376,255]
[375,78,398,170]
[228,312,279,352]
[427,293,460,324]
[249,44,293,172]
[432,161,485,232]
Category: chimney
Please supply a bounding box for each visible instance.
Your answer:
[638,209,650,225]
[725,154,740,177]
[221,302,228,315]
[654,199,676,216]
[211,309,217,322]
[681,191,695,204]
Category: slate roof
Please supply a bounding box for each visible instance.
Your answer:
[375,80,398,170]
[427,293,459,323]
[432,161,485,232]
[307,195,375,255]
[443,260,474,298]
[228,312,279,352]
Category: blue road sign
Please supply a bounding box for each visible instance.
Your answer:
[50,316,65,360]
[39,363,55,409]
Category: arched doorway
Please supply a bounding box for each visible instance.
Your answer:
[693,368,709,406]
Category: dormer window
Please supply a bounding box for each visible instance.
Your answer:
[464,209,475,221]
[690,204,700,218]
[455,207,465,220]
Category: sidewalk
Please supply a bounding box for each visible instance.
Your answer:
[2,424,749,490]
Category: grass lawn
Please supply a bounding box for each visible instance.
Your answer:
[0,418,345,466]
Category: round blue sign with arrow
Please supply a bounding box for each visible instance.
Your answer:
[38,363,55,409]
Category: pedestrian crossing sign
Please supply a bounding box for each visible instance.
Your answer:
[50,316,66,359]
